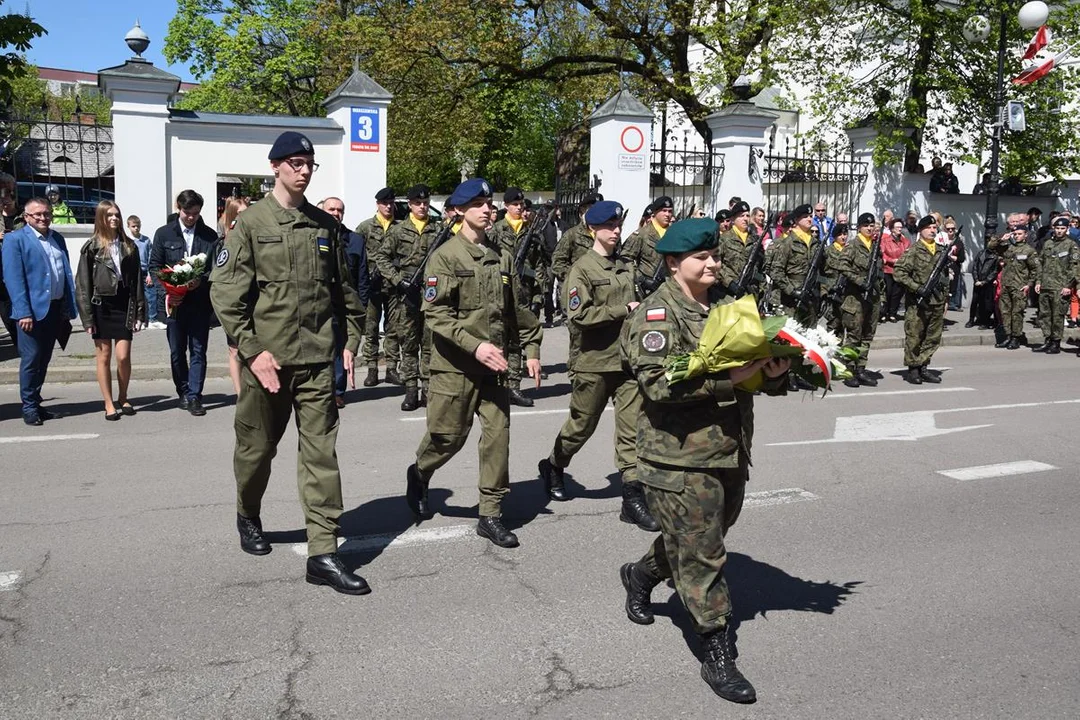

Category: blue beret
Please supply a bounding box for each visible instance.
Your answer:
[268,131,314,160]
[447,178,493,208]
[584,200,623,225]
[655,218,719,255]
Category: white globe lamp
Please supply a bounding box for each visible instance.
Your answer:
[963,15,992,43]
[1018,1,1049,30]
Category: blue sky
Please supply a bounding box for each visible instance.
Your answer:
[21,1,198,82]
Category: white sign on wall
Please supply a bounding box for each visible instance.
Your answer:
[618,154,646,170]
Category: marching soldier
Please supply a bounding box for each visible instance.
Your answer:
[375,184,438,411]
[552,193,602,376]
[1031,216,1077,354]
[356,187,401,386]
[537,200,658,531]
[893,215,947,383]
[716,201,763,299]
[766,204,822,326]
[617,218,789,704]
[989,213,1040,350]
[490,187,538,406]
[405,178,543,548]
[622,195,674,297]
[838,214,883,387]
[820,222,848,336]
[210,131,368,595]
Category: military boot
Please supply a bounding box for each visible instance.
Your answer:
[856,368,878,387]
[994,335,1010,348]
[363,368,379,387]
[384,368,403,386]
[509,388,534,407]
[306,553,370,596]
[538,458,569,501]
[1048,339,1062,355]
[843,374,860,389]
[700,626,757,704]
[237,514,271,556]
[919,366,941,384]
[619,562,661,625]
[620,482,660,531]
[1031,339,1051,353]
[1007,336,1021,350]
[405,463,432,522]
[401,385,420,411]
[905,366,922,385]
[476,516,519,548]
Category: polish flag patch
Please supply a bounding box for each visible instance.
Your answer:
[645,308,666,322]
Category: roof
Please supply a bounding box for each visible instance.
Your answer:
[39,65,198,91]
[169,109,341,131]
[11,121,114,180]
[97,58,182,84]
[589,90,652,120]
[323,70,392,106]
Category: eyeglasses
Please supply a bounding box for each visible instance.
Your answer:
[106,213,122,218]
[26,211,53,220]
[283,158,319,172]
[945,227,956,232]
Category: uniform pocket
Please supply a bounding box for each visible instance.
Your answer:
[426,372,471,435]
[254,236,290,281]
[637,460,685,492]
[454,270,480,310]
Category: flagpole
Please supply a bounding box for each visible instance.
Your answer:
[985,11,1008,245]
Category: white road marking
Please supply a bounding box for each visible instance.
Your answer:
[399,406,610,422]
[0,433,99,444]
[0,571,22,591]
[769,398,1080,447]
[826,387,974,399]
[937,461,1057,481]
[290,488,819,555]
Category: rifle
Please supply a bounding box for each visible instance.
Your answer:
[794,236,826,311]
[861,230,883,302]
[916,243,951,308]
[820,274,848,317]
[513,205,556,283]
[730,229,765,299]
[401,217,456,308]
[637,257,667,298]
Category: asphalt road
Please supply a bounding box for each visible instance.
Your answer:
[1,335,1079,719]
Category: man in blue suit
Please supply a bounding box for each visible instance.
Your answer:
[1,197,77,425]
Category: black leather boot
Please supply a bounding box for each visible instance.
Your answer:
[476,516,519,548]
[237,513,271,555]
[384,368,403,386]
[363,368,379,387]
[401,385,420,411]
[538,458,569,502]
[1048,339,1062,354]
[856,368,878,387]
[305,553,370,595]
[1032,340,1051,353]
[843,375,860,389]
[919,366,941,383]
[700,626,757,703]
[905,367,922,385]
[509,388,534,407]
[620,562,661,625]
[405,464,432,522]
[620,482,660,531]
[994,335,1010,348]
[1007,336,1021,350]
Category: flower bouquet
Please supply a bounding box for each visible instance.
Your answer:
[156,253,207,317]
[663,295,858,394]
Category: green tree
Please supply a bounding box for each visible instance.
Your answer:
[0,3,46,108]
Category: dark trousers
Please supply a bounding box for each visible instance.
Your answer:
[0,298,18,352]
[332,318,346,397]
[16,300,64,416]
[969,283,996,326]
[166,308,210,400]
[883,273,904,318]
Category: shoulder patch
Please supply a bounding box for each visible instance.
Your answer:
[645,308,666,322]
[568,295,581,311]
[215,248,229,267]
[641,330,667,353]
[424,286,437,302]
[426,276,438,286]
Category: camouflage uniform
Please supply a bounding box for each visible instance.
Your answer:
[621,279,786,633]
[375,218,439,392]
[893,240,947,367]
[1036,234,1078,342]
[989,235,1039,339]
[766,227,822,326]
[838,236,883,367]
[820,240,846,335]
[716,227,764,300]
[622,221,665,297]
[356,215,399,373]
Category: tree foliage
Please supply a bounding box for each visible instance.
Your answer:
[0,3,47,109]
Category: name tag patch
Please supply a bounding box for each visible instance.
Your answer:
[645,308,666,322]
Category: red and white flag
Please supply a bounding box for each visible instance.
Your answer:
[1013,46,1072,85]
[1022,25,1051,61]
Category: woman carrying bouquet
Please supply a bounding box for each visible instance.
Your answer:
[536,200,658,531]
[75,201,146,420]
[617,218,789,704]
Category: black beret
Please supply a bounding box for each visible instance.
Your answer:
[714,209,731,222]
[656,218,719,255]
[791,204,813,220]
[503,187,525,203]
[653,196,674,211]
[374,187,395,202]
[1052,216,1070,227]
[917,215,937,231]
[832,223,849,238]
[579,193,603,207]
[407,184,431,201]
[857,212,876,227]
[524,198,533,209]
[730,201,750,216]
[268,131,314,160]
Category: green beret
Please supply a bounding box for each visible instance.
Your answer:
[655,218,719,255]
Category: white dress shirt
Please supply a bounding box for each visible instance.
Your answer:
[182,224,195,256]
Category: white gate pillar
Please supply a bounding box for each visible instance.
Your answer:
[706,102,779,211]
[323,67,392,218]
[587,90,652,218]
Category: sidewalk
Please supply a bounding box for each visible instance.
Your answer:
[1,305,1068,385]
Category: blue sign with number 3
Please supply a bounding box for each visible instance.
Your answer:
[350,107,380,152]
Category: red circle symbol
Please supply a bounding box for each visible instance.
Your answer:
[620,126,645,153]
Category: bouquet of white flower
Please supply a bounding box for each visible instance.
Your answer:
[156,253,207,317]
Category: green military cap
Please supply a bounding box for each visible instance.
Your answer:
[655,218,719,255]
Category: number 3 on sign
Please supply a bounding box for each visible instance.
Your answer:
[350,107,381,152]
[355,116,373,141]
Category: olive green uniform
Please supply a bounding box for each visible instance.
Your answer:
[893,240,947,368]
[622,221,665,296]
[548,249,639,481]
[989,236,1039,338]
[621,279,785,632]
[1036,235,1078,341]
[210,194,364,557]
[767,228,822,326]
[490,216,540,386]
[375,218,439,391]
[716,228,763,297]
[838,236,883,367]
[415,233,542,517]
[356,215,400,372]
[820,241,846,335]
[551,222,593,282]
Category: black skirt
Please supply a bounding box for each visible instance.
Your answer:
[91,286,132,341]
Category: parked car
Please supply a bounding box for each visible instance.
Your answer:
[15,181,114,223]
[393,200,443,223]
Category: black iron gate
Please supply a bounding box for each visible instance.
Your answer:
[650,135,724,220]
[0,103,114,223]
[553,121,600,230]
[760,138,867,220]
